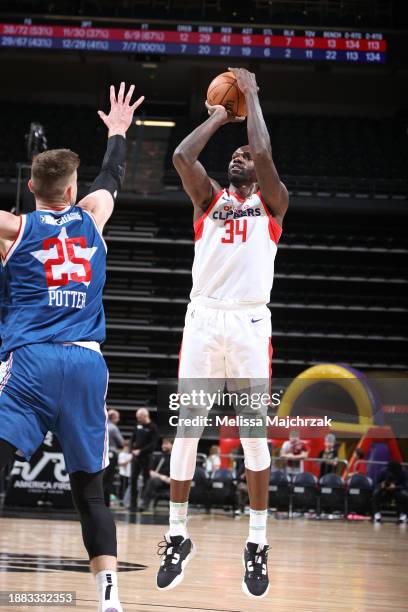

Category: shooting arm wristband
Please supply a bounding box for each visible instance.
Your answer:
[88,135,126,199]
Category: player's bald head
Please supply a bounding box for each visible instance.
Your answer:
[233,144,251,157]
[136,407,150,423]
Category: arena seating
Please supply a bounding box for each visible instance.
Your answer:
[189,466,209,507]
[291,472,319,512]
[1,103,407,198]
[149,467,375,517]
[208,468,237,512]
[346,474,373,516]
[164,113,408,197]
[268,470,291,511]
[319,473,347,515]
[181,466,407,518]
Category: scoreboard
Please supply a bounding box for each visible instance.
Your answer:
[0,18,387,64]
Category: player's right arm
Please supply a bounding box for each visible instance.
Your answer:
[0,211,21,257]
[172,107,231,212]
[78,82,144,232]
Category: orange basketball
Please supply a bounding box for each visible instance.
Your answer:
[207,71,247,117]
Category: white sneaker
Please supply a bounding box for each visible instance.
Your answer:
[399,513,407,524]
[374,512,382,522]
[96,571,123,612]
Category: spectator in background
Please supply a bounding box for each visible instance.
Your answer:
[138,438,173,511]
[103,409,124,506]
[118,439,133,505]
[280,430,309,479]
[349,448,367,477]
[319,433,338,478]
[129,408,158,511]
[373,460,408,523]
[107,409,125,451]
[206,445,221,477]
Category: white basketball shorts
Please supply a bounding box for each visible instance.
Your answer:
[178,299,273,380]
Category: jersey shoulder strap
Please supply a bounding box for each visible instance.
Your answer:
[2,214,28,266]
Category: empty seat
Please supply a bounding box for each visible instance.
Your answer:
[189,466,209,507]
[208,469,236,512]
[269,470,291,512]
[319,473,346,515]
[347,474,373,516]
[292,472,319,513]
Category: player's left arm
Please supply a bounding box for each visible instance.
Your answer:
[78,82,144,231]
[229,68,289,225]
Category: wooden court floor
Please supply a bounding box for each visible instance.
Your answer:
[0,513,407,612]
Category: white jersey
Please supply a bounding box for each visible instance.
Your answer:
[190,188,282,306]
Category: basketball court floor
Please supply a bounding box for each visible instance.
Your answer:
[0,512,407,611]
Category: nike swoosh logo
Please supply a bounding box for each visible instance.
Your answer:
[251,318,263,323]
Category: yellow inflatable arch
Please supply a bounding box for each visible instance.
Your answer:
[277,364,374,434]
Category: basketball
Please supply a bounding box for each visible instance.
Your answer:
[207,71,247,117]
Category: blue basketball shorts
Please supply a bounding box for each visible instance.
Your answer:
[0,343,109,473]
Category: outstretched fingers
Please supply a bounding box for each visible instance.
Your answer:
[117,81,126,105]
[99,83,145,132]
[109,85,116,107]
[131,95,145,111]
[110,82,143,110]
[97,110,108,124]
[125,84,135,105]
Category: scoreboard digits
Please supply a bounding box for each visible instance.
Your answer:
[0,19,387,64]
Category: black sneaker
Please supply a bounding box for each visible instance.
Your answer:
[242,542,269,598]
[156,534,195,591]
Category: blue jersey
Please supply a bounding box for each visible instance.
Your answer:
[0,205,106,359]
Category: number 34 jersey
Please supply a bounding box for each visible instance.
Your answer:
[0,206,106,359]
[191,189,282,306]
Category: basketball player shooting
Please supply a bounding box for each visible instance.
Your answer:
[156,68,288,598]
[0,82,143,612]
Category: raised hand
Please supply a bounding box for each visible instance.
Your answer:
[228,67,259,97]
[98,82,144,137]
[204,100,245,124]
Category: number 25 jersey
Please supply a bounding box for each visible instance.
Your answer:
[190,189,282,306]
[0,205,106,359]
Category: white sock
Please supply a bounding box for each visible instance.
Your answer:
[96,570,122,612]
[247,509,268,546]
[168,501,188,538]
